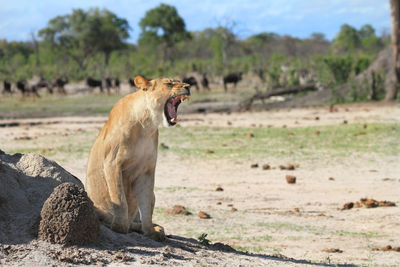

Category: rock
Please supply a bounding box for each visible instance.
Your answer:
[379,200,396,207]
[165,205,191,215]
[372,245,400,252]
[246,133,254,138]
[342,202,354,210]
[344,198,396,210]
[251,163,258,168]
[215,186,224,192]
[262,164,270,170]
[198,211,211,219]
[38,183,99,245]
[280,164,296,170]
[360,198,379,208]
[286,175,296,184]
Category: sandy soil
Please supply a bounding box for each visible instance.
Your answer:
[0,102,400,266]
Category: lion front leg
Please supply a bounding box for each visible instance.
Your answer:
[134,173,165,242]
[104,163,129,233]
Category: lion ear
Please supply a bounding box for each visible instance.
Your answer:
[134,75,150,91]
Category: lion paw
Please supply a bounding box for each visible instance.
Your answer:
[145,225,166,242]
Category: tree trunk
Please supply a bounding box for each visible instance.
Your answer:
[104,52,110,77]
[370,71,378,100]
[31,32,40,67]
[239,85,318,110]
[385,0,400,101]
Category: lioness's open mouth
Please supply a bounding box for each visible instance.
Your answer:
[164,94,190,126]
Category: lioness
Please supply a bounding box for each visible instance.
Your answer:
[85,75,190,241]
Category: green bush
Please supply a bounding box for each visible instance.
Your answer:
[321,55,353,84]
[353,55,372,75]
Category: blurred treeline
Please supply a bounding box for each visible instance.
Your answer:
[0,4,389,87]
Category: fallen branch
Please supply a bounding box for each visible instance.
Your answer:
[239,84,318,110]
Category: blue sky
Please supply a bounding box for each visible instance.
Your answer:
[0,0,390,43]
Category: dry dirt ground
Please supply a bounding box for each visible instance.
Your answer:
[0,102,399,266]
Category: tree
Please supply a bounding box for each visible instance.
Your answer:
[309,33,327,43]
[39,8,130,74]
[358,24,383,53]
[87,9,130,75]
[244,32,279,55]
[332,24,360,52]
[359,24,375,39]
[138,4,190,61]
[386,0,400,101]
[214,19,238,65]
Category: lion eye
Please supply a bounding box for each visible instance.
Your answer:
[166,82,173,87]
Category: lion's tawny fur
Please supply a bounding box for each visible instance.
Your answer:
[85,76,189,241]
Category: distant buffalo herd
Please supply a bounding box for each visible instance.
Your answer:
[3,76,69,97]
[1,72,244,97]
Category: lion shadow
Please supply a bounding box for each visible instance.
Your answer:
[81,225,357,267]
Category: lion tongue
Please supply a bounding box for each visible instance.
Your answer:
[167,102,177,120]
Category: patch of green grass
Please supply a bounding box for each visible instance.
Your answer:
[159,123,400,161]
[0,94,123,118]
[332,230,383,238]
[0,89,256,118]
[249,234,273,242]
[2,129,97,161]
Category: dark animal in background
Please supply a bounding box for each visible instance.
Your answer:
[54,76,68,94]
[17,79,40,98]
[201,73,210,91]
[2,80,12,94]
[36,77,53,94]
[105,77,113,94]
[86,77,103,93]
[223,72,242,92]
[104,77,120,94]
[16,80,26,95]
[114,77,120,94]
[128,78,135,88]
[183,76,199,91]
[114,77,120,88]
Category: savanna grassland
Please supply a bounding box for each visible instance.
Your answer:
[1,88,399,265]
